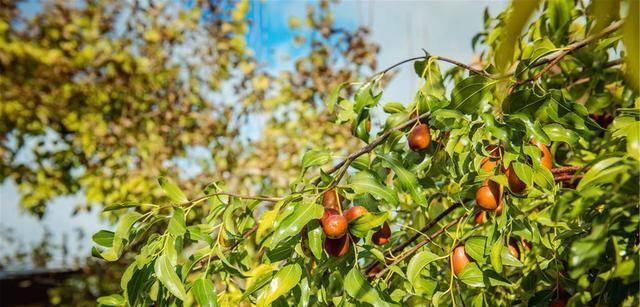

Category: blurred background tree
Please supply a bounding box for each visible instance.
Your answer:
[0,0,377,217]
[0,0,379,304]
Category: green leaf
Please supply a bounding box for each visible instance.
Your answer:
[158,177,189,204]
[502,90,546,116]
[450,75,493,114]
[97,294,124,306]
[414,59,445,99]
[154,253,187,301]
[406,250,440,287]
[307,221,323,260]
[533,165,555,191]
[344,267,391,307]
[457,263,485,288]
[326,82,349,112]
[512,162,534,187]
[540,92,602,131]
[100,211,142,261]
[465,236,489,262]
[168,207,186,237]
[192,278,219,307]
[349,171,399,205]
[256,264,302,307]
[506,114,550,144]
[495,0,541,70]
[577,157,628,193]
[622,0,639,90]
[301,149,331,170]
[501,248,523,267]
[349,212,389,238]
[242,269,277,300]
[93,230,114,248]
[490,238,503,273]
[103,201,139,212]
[383,102,406,114]
[380,155,425,206]
[268,202,324,248]
[542,123,580,145]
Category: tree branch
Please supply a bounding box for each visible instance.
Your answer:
[550,165,583,175]
[514,20,623,86]
[312,112,430,187]
[369,215,467,279]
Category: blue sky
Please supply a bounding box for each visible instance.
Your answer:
[0,0,507,271]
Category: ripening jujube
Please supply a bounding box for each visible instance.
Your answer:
[324,235,350,257]
[408,123,431,151]
[372,222,391,245]
[505,140,553,192]
[451,245,472,276]
[321,208,348,239]
[475,179,502,210]
[507,239,520,259]
[322,188,340,210]
[344,205,369,222]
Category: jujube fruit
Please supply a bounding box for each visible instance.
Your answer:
[344,205,369,222]
[505,163,527,193]
[520,237,532,251]
[475,180,502,210]
[324,235,350,257]
[372,222,391,245]
[532,140,553,169]
[480,145,501,172]
[408,123,431,151]
[507,239,520,259]
[451,245,472,276]
[322,188,340,210]
[474,211,486,225]
[550,298,567,307]
[321,208,348,239]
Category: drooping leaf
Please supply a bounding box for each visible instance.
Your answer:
[154,253,187,301]
[97,294,125,306]
[168,207,187,237]
[406,250,440,287]
[380,155,426,206]
[301,149,332,170]
[93,230,114,248]
[457,263,485,288]
[268,202,324,248]
[192,278,219,307]
[256,264,302,307]
[495,0,541,70]
[158,176,189,204]
[349,211,390,238]
[450,75,494,114]
[344,267,392,307]
[349,171,399,205]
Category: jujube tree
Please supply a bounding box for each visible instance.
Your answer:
[94,0,639,306]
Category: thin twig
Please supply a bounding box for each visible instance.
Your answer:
[312,112,430,187]
[554,174,584,182]
[550,166,582,175]
[369,215,466,279]
[181,192,282,207]
[364,202,463,275]
[434,55,491,78]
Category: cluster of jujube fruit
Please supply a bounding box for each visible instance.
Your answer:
[320,189,392,257]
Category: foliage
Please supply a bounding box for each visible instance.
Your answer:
[21,0,640,305]
[0,0,377,217]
